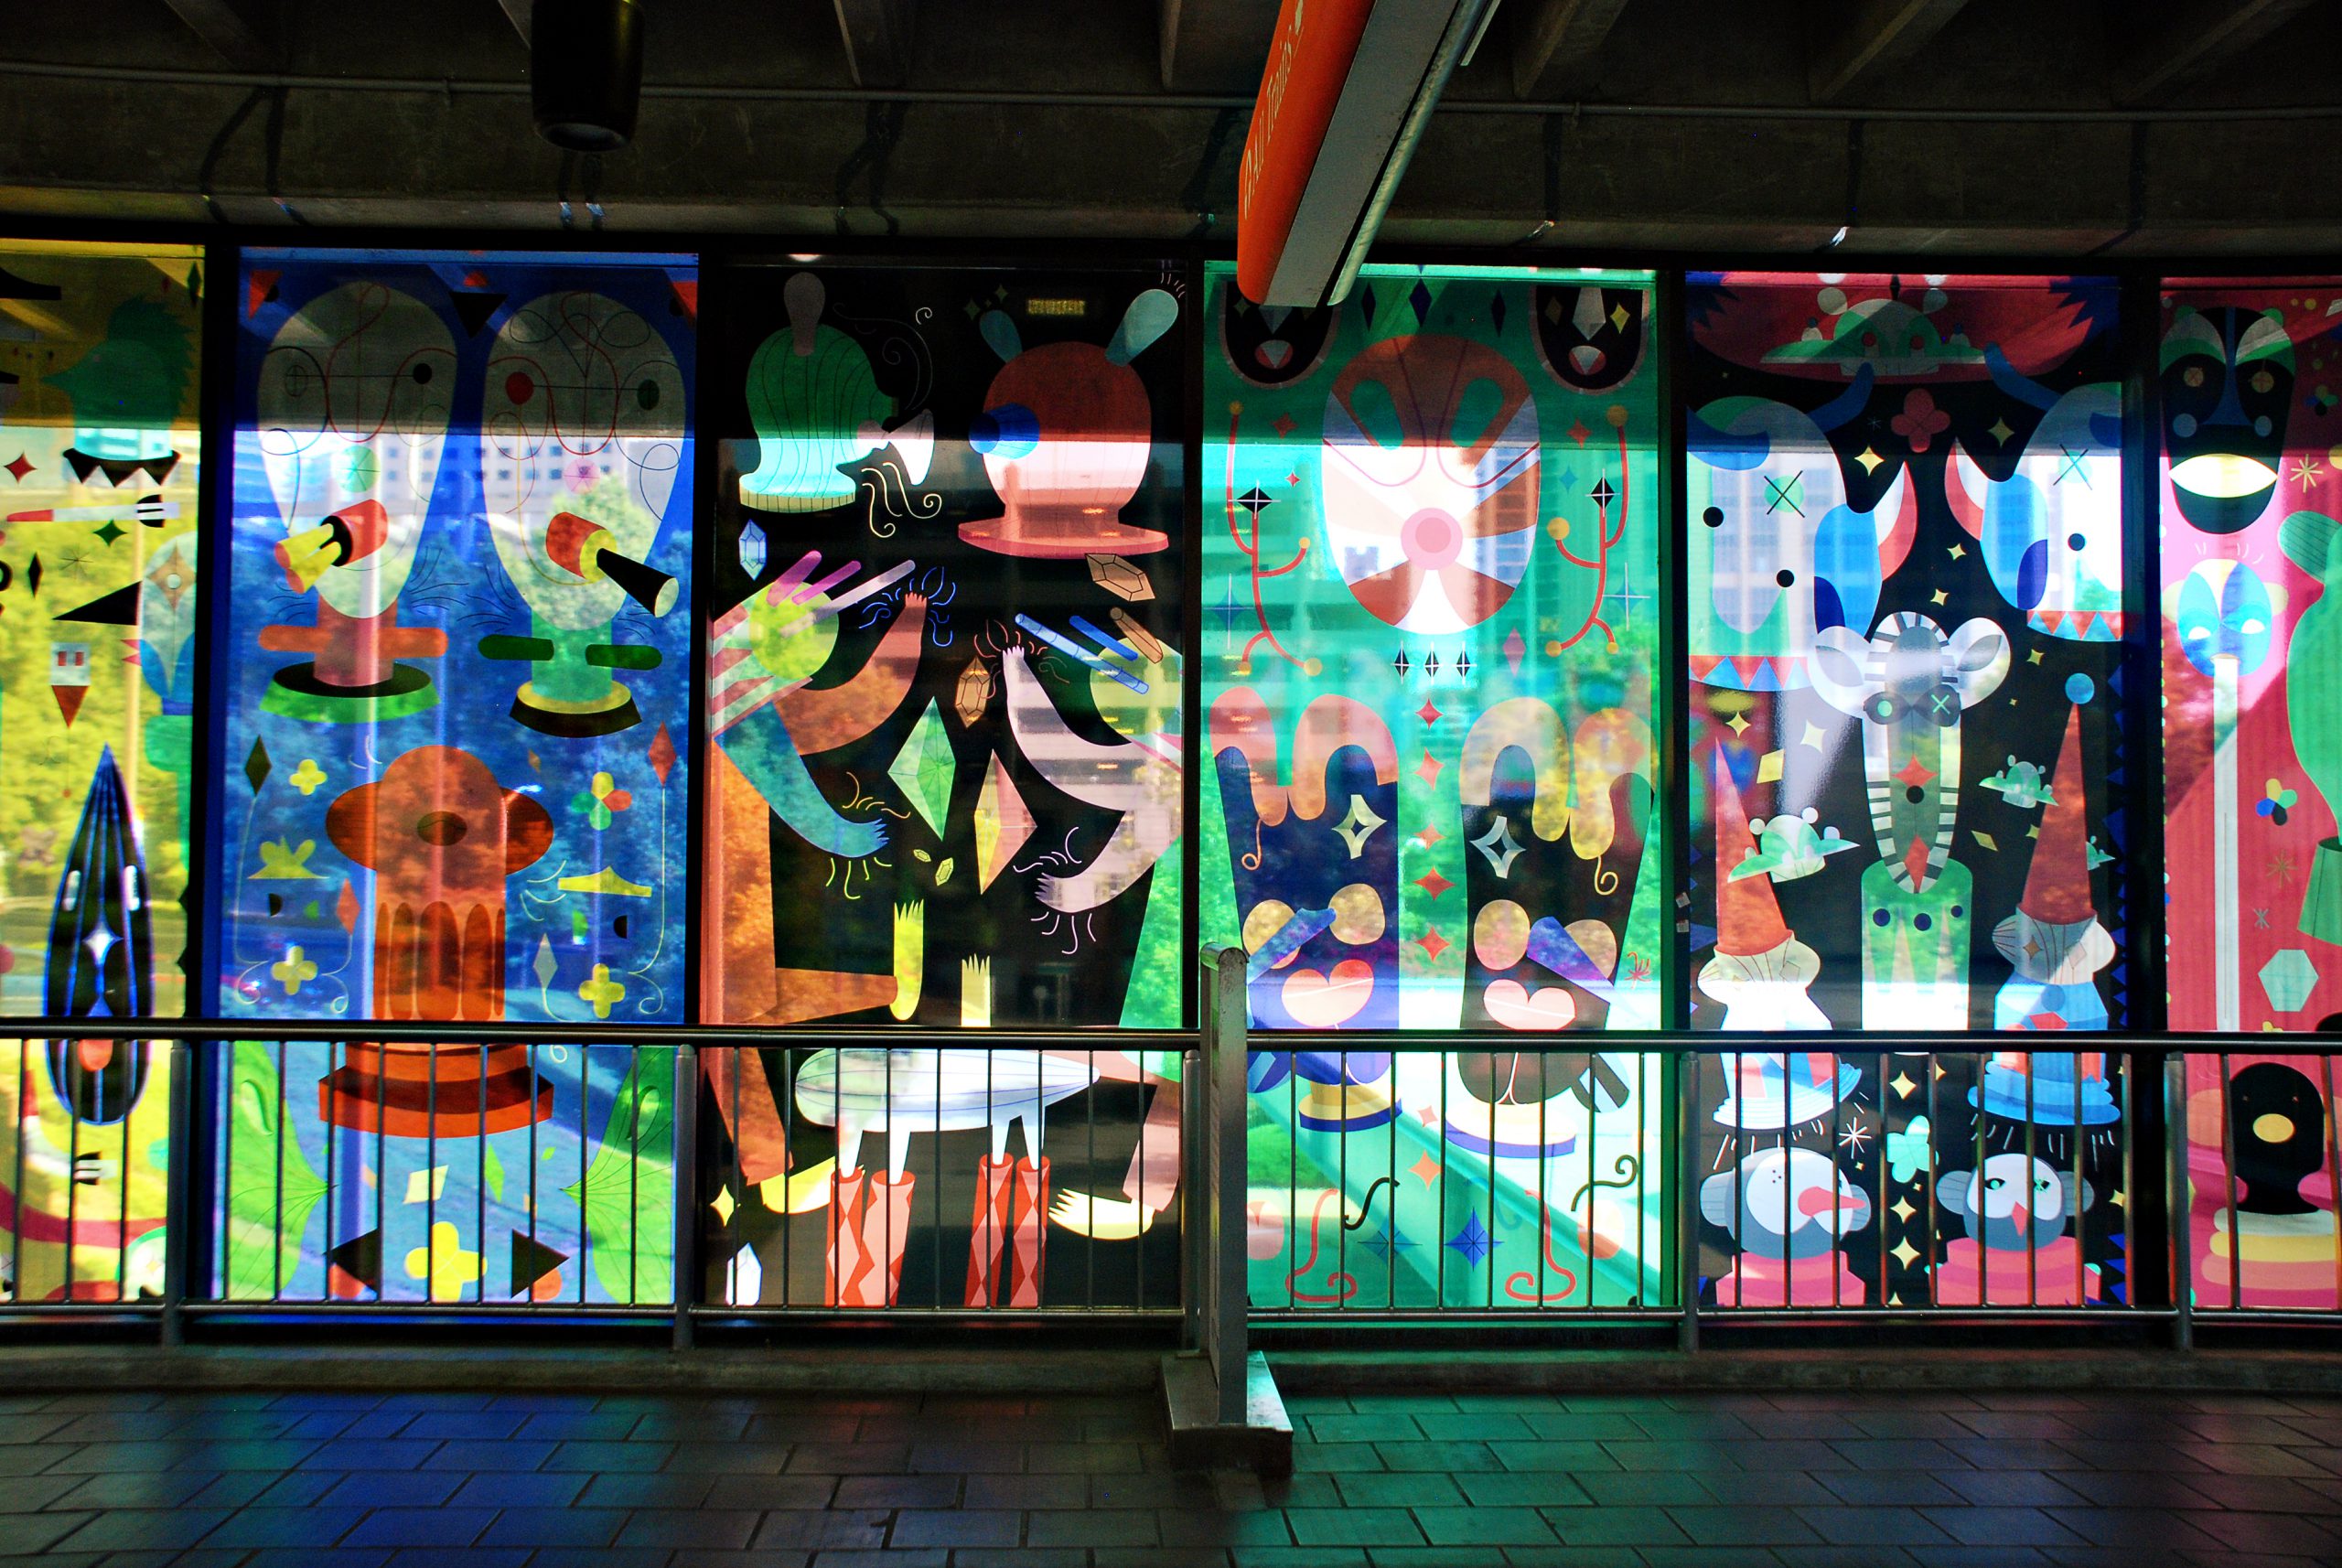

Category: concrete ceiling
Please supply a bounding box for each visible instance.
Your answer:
[2,0,2338,255]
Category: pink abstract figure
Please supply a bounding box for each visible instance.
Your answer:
[321,746,555,1138]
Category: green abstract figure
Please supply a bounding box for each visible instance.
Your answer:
[2278,510,2342,942]
[738,272,933,513]
[47,298,192,449]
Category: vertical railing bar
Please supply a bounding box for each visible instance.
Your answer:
[779,1048,792,1310]
[115,1040,133,1305]
[1485,1051,1496,1312]
[629,1044,643,1306]
[1213,951,1247,1424]
[373,1042,384,1303]
[1579,1053,1592,1309]
[2025,1050,2036,1309]
[1733,1051,1746,1310]
[2120,1051,2135,1311]
[1386,1048,1398,1314]
[1286,1032,1295,1311]
[273,1038,285,1304]
[1677,1048,1698,1349]
[159,1039,190,1343]
[12,1043,27,1306]
[65,1038,81,1305]
[477,1042,488,1306]
[2073,1054,2085,1306]
[930,1044,941,1311]
[1831,1055,1842,1309]
[526,1043,540,1303]
[1337,1050,1348,1315]
[1537,1059,1549,1311]
[1926,1052,1940,1309]
[1438,1047,1448,1308]
[578,1046,590,1306]
[424,1037,438,1306]
[1876,1051,1889,1308]
[320,1041,338,1305]
[2219,1049,2240,1311]
[2326,1053,2342,1313]
[671,1040,696,1347]
[1086,1048,1096,1313]
[1972,1054,1986,1309]
[2168,1052,2193,1348]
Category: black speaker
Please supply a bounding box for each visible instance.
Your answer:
[532,0,645,153]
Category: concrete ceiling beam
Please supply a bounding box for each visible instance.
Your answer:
[2113,0,2320,103]
[158,0,281,70]
[1808,0,1972,104]
[1509,0,1632,98]
[834,0,914,88]
[1157,0,1279,91]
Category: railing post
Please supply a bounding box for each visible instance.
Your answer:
[1183,1007,1206,1353]
[671,1041,699,1351]
[1677,1048,1700,1353]
[159,1038,193,1348]
[2165,1050,2193,1351]
[1206,948,1250,1425]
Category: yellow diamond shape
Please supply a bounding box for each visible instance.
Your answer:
[1610,303,1630,330]
[710,1187,737,1225]
[1891,1197,1915,1222]
[1891,1239,1920,1268]
[1891,1072,1917,1098]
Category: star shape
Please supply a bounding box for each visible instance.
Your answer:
[1414,870,1453,900]
[1799,722,1828,751]
[1415,823,1445,849]
[1891,1197,1915,1222]
[1948,542,1967,560]
[1234,486,1274,518]
[1853,446,1884,474]
[1726,713,1750,736]
[91,521,124,546]
[2,454,29,483]
[1929,588,1950,606]
[1416,750,1444,789]
[2028,650,2046,665]
[1409,1153,1442,1188]
[1890,1072,1917,1098]
[1890,1239,1921,1268]
[1567,420,1591,446]
[1893,756,1937,787]
[1414,925,1451,961]
[1416,699,1442,725]
[1987,418,2014,445]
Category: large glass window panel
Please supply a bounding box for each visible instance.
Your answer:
[0,240,204,1302]
[2161,280,2342,1031]
[2160,282,2342,1308]
[1683,273,2131,1036]
[1201,263,1668,1310]
[211,251,694,1303]
[698,262,1187,1309]
[1681,274,2133,1316]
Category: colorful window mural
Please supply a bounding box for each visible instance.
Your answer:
[697,262,1187,1307]
[2159,283,2342,1309]
[2162,282,2342,1031]
[210,251,694,1302]
[1682,275,2137,1311]
[1198,263,1667,1308]
[0,240,204,1302]
[1684,274,2132,1037]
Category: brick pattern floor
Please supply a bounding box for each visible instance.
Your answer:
[0,1385,2337,1566]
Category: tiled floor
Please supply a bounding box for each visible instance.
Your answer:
[0,1383,2337,1566]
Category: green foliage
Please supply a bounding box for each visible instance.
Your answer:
[560,1047,675,1304]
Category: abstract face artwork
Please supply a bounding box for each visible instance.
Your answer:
[2161,282,2342,1030]
[212,251,694,1303]
[699,263,1187,1310]
[1205,263,1667,1310]
[2184,1055,2341,1309]
[1686,274,2129,1034]
[0,241,203,1301]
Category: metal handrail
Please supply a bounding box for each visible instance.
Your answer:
[0,1010,2335,1343]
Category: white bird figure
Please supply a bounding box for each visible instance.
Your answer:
[793,1047,1099,1179]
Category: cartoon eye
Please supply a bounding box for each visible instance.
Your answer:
[2251,369,2276,394]
[969,402,1040,459]
[1702,506,1724,528]
[1984,1176,2006,1190]
[2183,366,2207,388]
[2186,625,2210,640]
[2036,1176,2055,1191]
[2240,618,2267,635]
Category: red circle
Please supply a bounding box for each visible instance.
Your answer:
[505,371,536,405]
